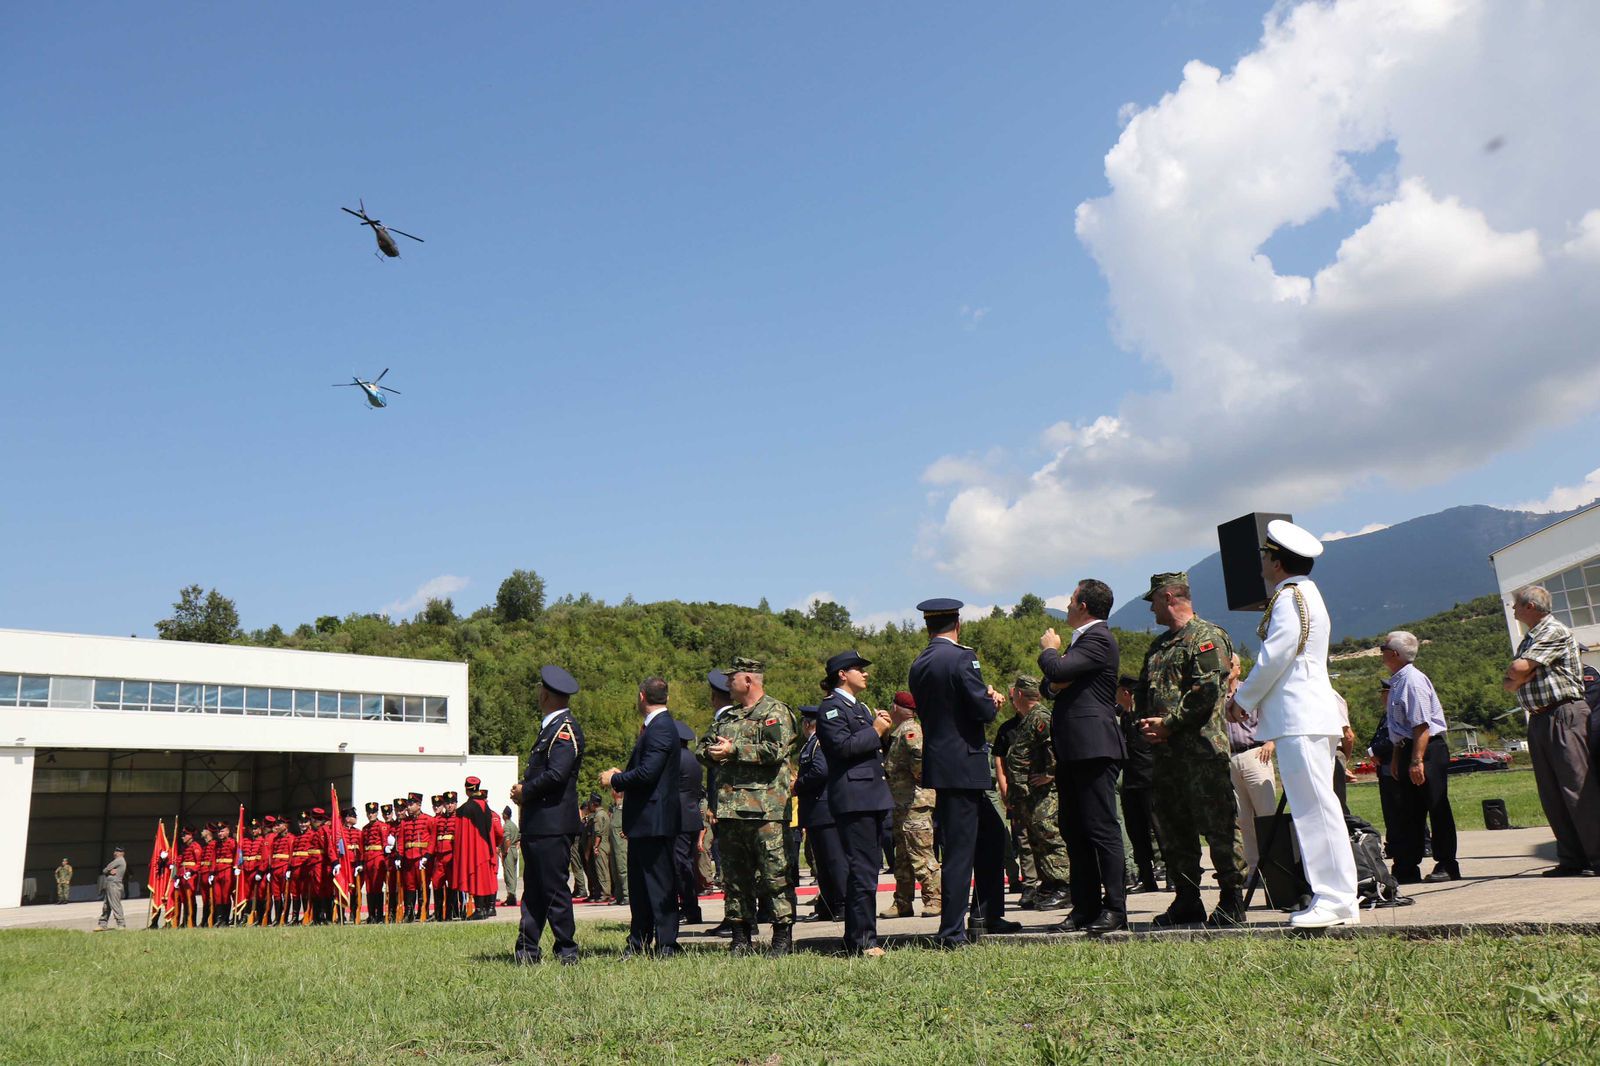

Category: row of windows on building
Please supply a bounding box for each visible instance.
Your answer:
[1539,555,1600,630]
[0,673,447,724]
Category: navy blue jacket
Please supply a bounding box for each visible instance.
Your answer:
[815,691,892,815]
[611,710,683,839]
[678,743,705,833]
[907,638,998,791]
[520,709,585,837]
[1038,623,1126,764]
[795,732,834,828]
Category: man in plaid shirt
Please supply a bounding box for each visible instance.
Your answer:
[1503,585,1598,876]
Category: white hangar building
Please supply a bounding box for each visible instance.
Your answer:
[1490,501,1600,663]
[1,629,517,909]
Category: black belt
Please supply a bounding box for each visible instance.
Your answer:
[1231,742,1263,755]
[1530,698,1584,715]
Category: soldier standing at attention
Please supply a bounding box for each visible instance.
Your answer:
[501,805,522,907]
[592,794,615,902]
[607,791,629,905]
[241,819,266,923]
[881,691,941,919]
[908,599,1014,948]
[700,669,736,933]
[1005,676,1072,910]
[55,858,72,904]
[1227,520,1357,929]
[511,664,585,965]
[1135,572,1247,927]
[94,846,127,931]
[213,820,237,926]
[700,656,800,956]
[360,802,388,922]
[992,693,1032,903]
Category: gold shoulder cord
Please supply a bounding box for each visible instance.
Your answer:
[1256,583,1310,657]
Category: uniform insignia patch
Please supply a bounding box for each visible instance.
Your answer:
[1035,722,1047,734]
[764,717,779,726]
[971,660,981,670]
[1198,641,1215,653]
[905,731,916,740]
[824,710,839,720]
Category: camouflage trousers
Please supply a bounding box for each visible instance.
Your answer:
[568,837,588,897]
[1152,751,1246,895]
[1006,798,1035,890]
[890,805,941,908]
[717,819,793,925]
[594,842,613,899]
[695,835,716,889]
[1021,787,1071,891]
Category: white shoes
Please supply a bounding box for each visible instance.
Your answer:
[1289,902,1359,929]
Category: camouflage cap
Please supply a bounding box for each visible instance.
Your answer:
[727,656,765,675]
[1011,675,1041,695]
[1141,571,1189,601]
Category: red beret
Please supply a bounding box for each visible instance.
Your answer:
[893,691,916,710]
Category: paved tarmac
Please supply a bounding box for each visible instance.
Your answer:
[7,828,1596,941]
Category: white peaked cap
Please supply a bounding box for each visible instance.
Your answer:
[1264,519,1324,559]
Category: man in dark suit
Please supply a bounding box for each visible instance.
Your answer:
[510,664,586,965]
[815,650,895,956]
[907,598,1016,948]
[600,677,683,957]
[673,718,706,923]
[1038,579,1128,934]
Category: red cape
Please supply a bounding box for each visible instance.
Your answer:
[454,798,496,895]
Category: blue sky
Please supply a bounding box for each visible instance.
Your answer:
[5,2,1597,638]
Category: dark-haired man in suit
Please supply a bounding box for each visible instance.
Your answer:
[601,677,683,957]
[1039,578,1128,935]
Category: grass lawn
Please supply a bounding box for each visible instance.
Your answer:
[3,921,1598,1064]
[1344,767,1545,832]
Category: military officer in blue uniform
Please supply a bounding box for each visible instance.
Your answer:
[510,664,586,965]
[907,599,1018,947]
[795,705,845,921]
[815,651,895,956]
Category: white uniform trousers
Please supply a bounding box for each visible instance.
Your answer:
[1229,748,1278,875]
[1273,734,1356,913]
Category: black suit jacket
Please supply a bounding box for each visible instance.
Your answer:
[677,744,705,833]
[1038,623,1126,764]
[815,691,893,815]
[611,711,683,839]
[908,637,998,790]
[520,710,585,837]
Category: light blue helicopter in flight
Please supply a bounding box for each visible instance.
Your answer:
[332,368,401,409]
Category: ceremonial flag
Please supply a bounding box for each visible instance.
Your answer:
[330,783,352,921]
[146,820,173,929]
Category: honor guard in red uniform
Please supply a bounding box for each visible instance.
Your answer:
[488,794,506,918]
[455,778,498,919]
[241,819,267,924]
[304,808,331,924]
[360,802,389,922]
[197,826,218,926]
[430,794,457,920]
[211,822,237,926]
[287,812,311,924]
[337,806,361,923]
[387,799,406,920]
[175,827,201,928]
[399,792,434,921]
[265,817,293,924]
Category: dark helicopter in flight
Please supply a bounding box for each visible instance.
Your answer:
[341,200,424,258]
[333,368,401,409]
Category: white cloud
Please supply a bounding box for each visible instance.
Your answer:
[923,0,1600,592]
[1321,523,1391,542]
[960,304,991,330]
[789,590,838,613]
[384,574,469,618]
[1510,468,1600,514]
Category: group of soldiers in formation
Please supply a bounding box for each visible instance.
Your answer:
[506,560,1282,963]
[152,783,505,928]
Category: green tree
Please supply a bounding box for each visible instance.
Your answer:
[315,615,341,634]
[495,569,547,623]
[1011,593,1047,619]
[808,599,854,632]
[155,585,242,644]
[420,598,457,626]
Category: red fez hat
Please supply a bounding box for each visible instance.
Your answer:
[465,775,481,788]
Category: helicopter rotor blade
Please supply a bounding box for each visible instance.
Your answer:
[331,382,360,387]
[341,206,365,219]
[387,228,425,243]
[378,386,401,395]
[374,368,389,383]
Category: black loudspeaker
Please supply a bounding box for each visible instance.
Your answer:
[1254,812,1311,911]
[1218,512,1292,612]
[1482,798,1510,830]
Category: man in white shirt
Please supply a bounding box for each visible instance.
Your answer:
[1227,520,1358,928]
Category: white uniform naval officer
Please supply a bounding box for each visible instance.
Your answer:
[1226,520,1358,928]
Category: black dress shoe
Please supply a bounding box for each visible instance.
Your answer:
[558,953,579,966]
[1085,911,1127,935]
[1541,865,1593,877]
[1051,913,1094,933]
[657,946,683,959]
[1033,890,1069,910]
[1422,865,1460,883]
[983,917,1023,934]
[513,950,541,965]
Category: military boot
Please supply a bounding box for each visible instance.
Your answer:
[1151,888,1207,928]
[729,921,754,956]
[1205,887,1246,929]
[767,923,793,958]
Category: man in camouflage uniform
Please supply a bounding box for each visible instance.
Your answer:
[607,790,628,904]
[881,691,941,918]
[1136,572,1248,927]
[1003,676,1072,908]
[591,796,614,901]
[991,695,1032,899]
[699,656,799,956]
